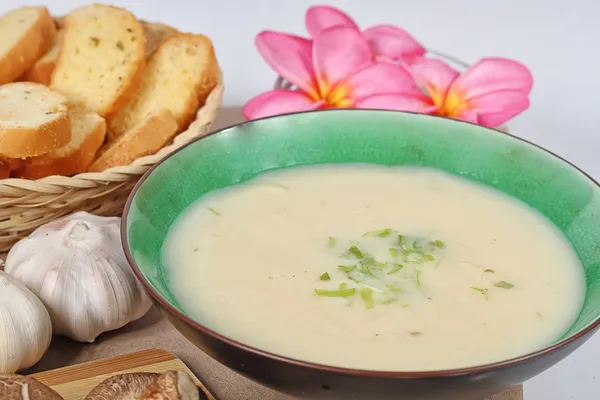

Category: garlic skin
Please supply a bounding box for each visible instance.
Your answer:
[0,270,52,373]
[5,211,152,343]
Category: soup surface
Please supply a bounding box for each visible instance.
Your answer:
[163,165,585,371]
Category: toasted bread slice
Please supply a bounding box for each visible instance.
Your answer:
[21,30,64,85]
[89,107,177,172]
[15,109,106,179]
[0,7,56,84]
[142,21,177,57]
[0,82,71,158]
[107,33,219,140]
[50,4,145,116]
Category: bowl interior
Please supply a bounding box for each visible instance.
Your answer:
[125,110,600,344]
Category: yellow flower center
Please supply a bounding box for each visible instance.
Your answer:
[430,87,467,118]
[315,79,353,108]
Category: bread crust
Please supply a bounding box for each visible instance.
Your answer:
[14,111,106,179]
[0,7,56,85]
[0,82,71,158]
[21,30,64,85]
[141,21,178,57]
[0,116,70,158]
[89,107,177,172]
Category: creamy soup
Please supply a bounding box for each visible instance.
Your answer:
[163,165,585,371]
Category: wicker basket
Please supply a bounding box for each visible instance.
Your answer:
[0,80,224,251]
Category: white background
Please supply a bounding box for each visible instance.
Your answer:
[2,0,598,398]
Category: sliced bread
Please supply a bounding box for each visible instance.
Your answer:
[89,107,177,172]
[0,374,64,400]
[50,4,146,116]
[142,21,177,57]
[14,109,106,179]
[0,6,56,84]
[0,82,71,158]
[107,33,219,140]
[21,30,64,85]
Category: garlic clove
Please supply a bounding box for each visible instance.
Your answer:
[0,270,52,373]
[5,211,152,343]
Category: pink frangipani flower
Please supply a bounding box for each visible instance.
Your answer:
[243,26,432,120]
[305,5,426,63]
[409,57,533,127]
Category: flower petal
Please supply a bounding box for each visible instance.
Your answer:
[467,90,530,127]
[345,62,422,100]
[355,93,437,113]
[454,109,478,124]
[313,26,372,90]
[243,90,324,120]
[305,5,359,37]
[409,58,460,98]
[256,31,317,96]
[449,57,533,101]
[362,25,426,62]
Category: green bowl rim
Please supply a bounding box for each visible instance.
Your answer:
[121,109,600,378]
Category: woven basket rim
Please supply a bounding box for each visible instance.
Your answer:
[0,76,224,187]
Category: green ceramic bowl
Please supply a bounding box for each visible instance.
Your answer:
[123,110,600,400]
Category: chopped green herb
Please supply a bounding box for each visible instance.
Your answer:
[402,303,411,308]
[536,312,543,319]
[319,272,331,281]
[386,263,404,275]
[358,263,377,278]
[484,269,496,273]
[422,254,435,262]
[363,228,393,237]
[415,270,423,289]
[268,275,273,280]
[347,245,364,259]
[432,240,446,249]
[405,254,424,264]
[413,240,422,249]
[328,236,336,247]
[359,288,374,309]
[409,331,423,336]
[386,284,405,293]
[397,235,405,246]
[315,288,357,297]
[388,248,398,258]
[494,281,514,289]
[470,287,489,300]
[208,207,221,216]
[338,265,356,274]
[339,282,348,290]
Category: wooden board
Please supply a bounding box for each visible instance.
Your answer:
[31,349,216,400]
[29,348,523,400]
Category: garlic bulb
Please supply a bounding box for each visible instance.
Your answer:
[5,211,152,343]
[0,270,52,373]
